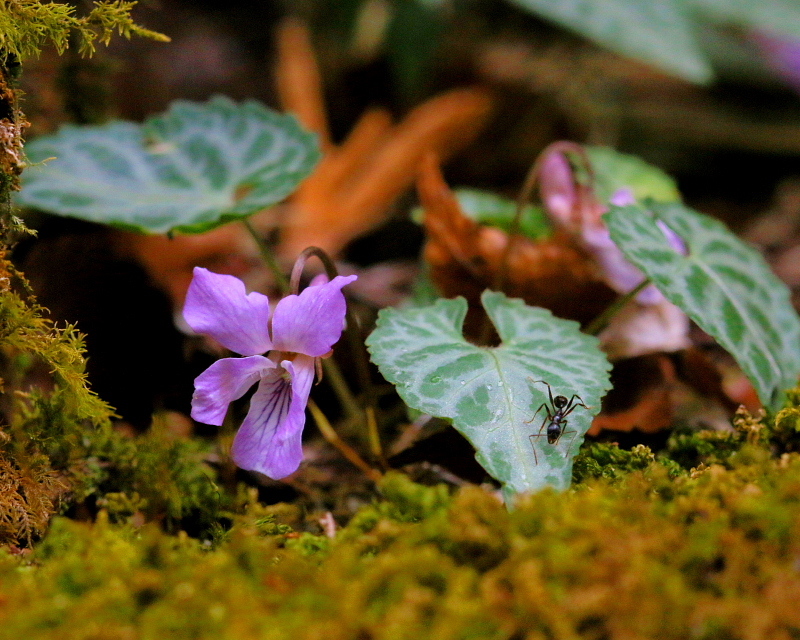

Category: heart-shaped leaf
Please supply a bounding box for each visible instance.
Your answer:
[367,290,611,498]
[606,201,800,410]
[17,96,320,234]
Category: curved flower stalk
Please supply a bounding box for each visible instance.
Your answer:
[537,144,691,357]
[184,267,357,478]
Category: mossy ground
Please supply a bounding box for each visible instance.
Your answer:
[1,423,800,639]
[1,249,800,639]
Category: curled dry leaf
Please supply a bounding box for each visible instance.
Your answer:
[419,153,617,337]
[280,87,494,259]
[274,16,332,151]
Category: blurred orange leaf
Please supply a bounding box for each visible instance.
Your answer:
[276,18,494,259]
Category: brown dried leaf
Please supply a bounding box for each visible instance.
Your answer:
[113,223,273,310]
[418,154,616,329]
[281,87,494,258]
[588,355,676,435]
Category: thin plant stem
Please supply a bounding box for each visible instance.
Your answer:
[480,142,592,345]
[308,398,382,482]
[493,141,592,293]
[289,247,362,419]
[291,246,385,464]
[238,224,383,475]
[321,357,362,419]
[242,219,290,295]
[584,279,651,336]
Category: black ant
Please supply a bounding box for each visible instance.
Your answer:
[526,379,588,465]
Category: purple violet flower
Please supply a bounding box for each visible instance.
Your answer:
[183,267,357,479]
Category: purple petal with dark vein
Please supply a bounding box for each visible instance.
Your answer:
[230,355,316,479]
[183,267,273,356]
[191,355,274,426]
[271,275,357,357]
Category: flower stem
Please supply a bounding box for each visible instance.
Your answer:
[291,246,385,464]
[584,279,651,336]
[493,141,592,292]
[241,219,290,295]
[480,142,592,345]
[321,358,362,419]
[308,398,382,481]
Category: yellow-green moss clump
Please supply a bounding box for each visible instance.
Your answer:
[0,0,168,60]
[1,447,799,640]
[0,256,224,545]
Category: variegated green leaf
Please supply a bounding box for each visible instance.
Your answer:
[606,201,800,410]
[367,291,611,498]
[17,96,320,234]
[586,146,681,204]
[506,0,712,83]
[690,0,800,41]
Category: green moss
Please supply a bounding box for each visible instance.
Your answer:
[0,451,799,638]
[0,0,168,61]
[572,442,669,483]
[0,257,223,544]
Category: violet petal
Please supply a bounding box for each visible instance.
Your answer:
[231,354,316,479]
[580,225,664,305]
[539,150,576,226]
[191,355,274,426]
[271,275,357,357]
[183,267,273,356]
[656,219,688,256]
[609,188,636,207]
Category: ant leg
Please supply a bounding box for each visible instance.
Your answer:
[545,383,556,409]
[561,394,590,419]
[560,428,579,459]
[527,378,556,407]
[528,405,554,466]
[528,434,539,465]
[525,403,547,425]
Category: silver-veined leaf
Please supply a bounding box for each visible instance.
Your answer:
[586,146,681,204]
[606,201,800,410]
[690,0,800,40]
[506,0,712,83]
[367,290,611,499]
[17,96,320,234]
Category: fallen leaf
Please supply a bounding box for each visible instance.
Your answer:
[418,153,616,333]
[275,17,493,259]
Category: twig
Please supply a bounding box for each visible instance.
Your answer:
[308,398,382,482]
[291,246,386,465]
